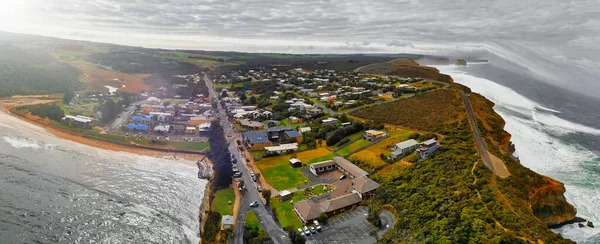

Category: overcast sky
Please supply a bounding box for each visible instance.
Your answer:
[1,0,599,95]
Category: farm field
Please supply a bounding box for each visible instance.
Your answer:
[348,129,413,172]
[74,64,151,93]
[213,188,235,216]
[256,147,332,191]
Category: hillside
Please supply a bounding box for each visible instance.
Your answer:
[357,58,454,82]
[351,86,576,243]
[0,44,85,97]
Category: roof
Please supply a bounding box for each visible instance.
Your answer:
[351,177,380,194]
[365,130,385,136]
[173,125,185,130]
[332,157,368,178]
[132,115,143,121]
[299,127,311,133]
[63,115,93,123]
[394,139,419,150]
[294,200,323,221]
[239,119,264,128]
[221,215,234,225]
[267,126,293,132]
[290,158,302,164]
[243,130,270,143]
[318,192,362,212]
[280,190,292,196]
[153,125,170,132]
[422,139,438,146]
[264,143,299,152]
[128,123,149,130]
[311,160,336,168]
[285,130,302,137]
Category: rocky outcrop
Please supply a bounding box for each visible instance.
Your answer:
[197,159,214,180]
[455,59,467,66]
[530,177,577,226]
[588,221,595,228]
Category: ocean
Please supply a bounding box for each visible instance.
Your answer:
[434,62,600,243]
[0,112,207,243]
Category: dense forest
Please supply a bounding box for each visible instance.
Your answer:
[0,44,85,97]
[16,104,65,121]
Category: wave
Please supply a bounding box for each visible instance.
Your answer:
[437,65,600,242]
[3,136,41,149]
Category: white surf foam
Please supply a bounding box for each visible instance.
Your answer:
[436,65,600,242]
[3,136,41,149]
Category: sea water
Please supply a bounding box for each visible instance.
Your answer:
[435,64,600,243]
[0,112,207,243]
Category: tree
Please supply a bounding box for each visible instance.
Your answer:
[262,190,272,205]
[220,90,228,98]
[249,96,257,105]
[240,92,247,102]
[121,93,132,106]
[63,90,75,104]
[318,212,329,225]
[285,226,306,244]
[163,101,171,107]
[101,99,118,124]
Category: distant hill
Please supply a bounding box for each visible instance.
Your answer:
[357,58,454,82]
[0,44,85,97]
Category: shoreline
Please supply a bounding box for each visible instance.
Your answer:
[0,99,208,165]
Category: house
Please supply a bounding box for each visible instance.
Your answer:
[266,126,294,141]
[127,123,150,131]
[293,192,362,223]
[279,190,293,202]
[173,125,186,134]
[363,130,387,142]
[340,122,351,127]
[146,96,161,105]
[265,120,280,127]
[149,112,172,122]
[299,127,312,133]
[309,160,337,176]
[264,143,299,155]
[221,215,234,229]
[185,126,197,134]
[350,177,380,199]
[309,157,368,179]
[243,130,272,151]
[284,130,304,144]
[391,139,419,160]
[290,158,302,167]
[198,122,211,135]
[187,115,210,126]
[61,115,95,128]
[416,139,440,159]
[238,119,265,130]
[322,117,339,125]
[288,116,302,124]
[153,125,170,134]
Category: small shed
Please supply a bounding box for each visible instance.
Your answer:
[221,215,234,229]
[290,158,302,168]
[279,190,292,202]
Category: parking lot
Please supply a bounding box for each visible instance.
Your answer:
[305,208,377,244]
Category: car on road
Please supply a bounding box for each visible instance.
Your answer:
[249,201,258,207]
[303,226,310,236]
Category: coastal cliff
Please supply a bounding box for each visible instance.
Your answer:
[351,67,577,242]
[531,177,577,226]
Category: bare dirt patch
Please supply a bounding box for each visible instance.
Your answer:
[74,64,151,93]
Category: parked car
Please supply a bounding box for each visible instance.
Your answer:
[233,172,242,178]
[249,201,258,207]
[250,172,255,177]
[303,226,310,236]
[313,220,322,231]
[257,186,262,192]
[310,226,316,233]
[339,175,347,180]
[252,176,257,182]
[297,228,304,235]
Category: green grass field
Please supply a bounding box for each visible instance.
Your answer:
[307,154,335,164]
[246,211,262,230]
[169,141,210,151]
[336,139,371,156]
[280,118,306,127]
[213,188,235,216]
[269,193,306,229]
[256,147,332,190]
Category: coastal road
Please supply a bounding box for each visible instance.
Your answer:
[460,91,497,175]
[203,73,290,244]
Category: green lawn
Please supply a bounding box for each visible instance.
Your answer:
[337,139,371,156]
[280,118,306,127]
[307,154,335,164]
[88,133,130,144]
[169,141,210,151]
[50,121,95,134]
[258,163,309,191]
[213,188,235,216]
[246,211,261,231]
[269,193,306,229]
